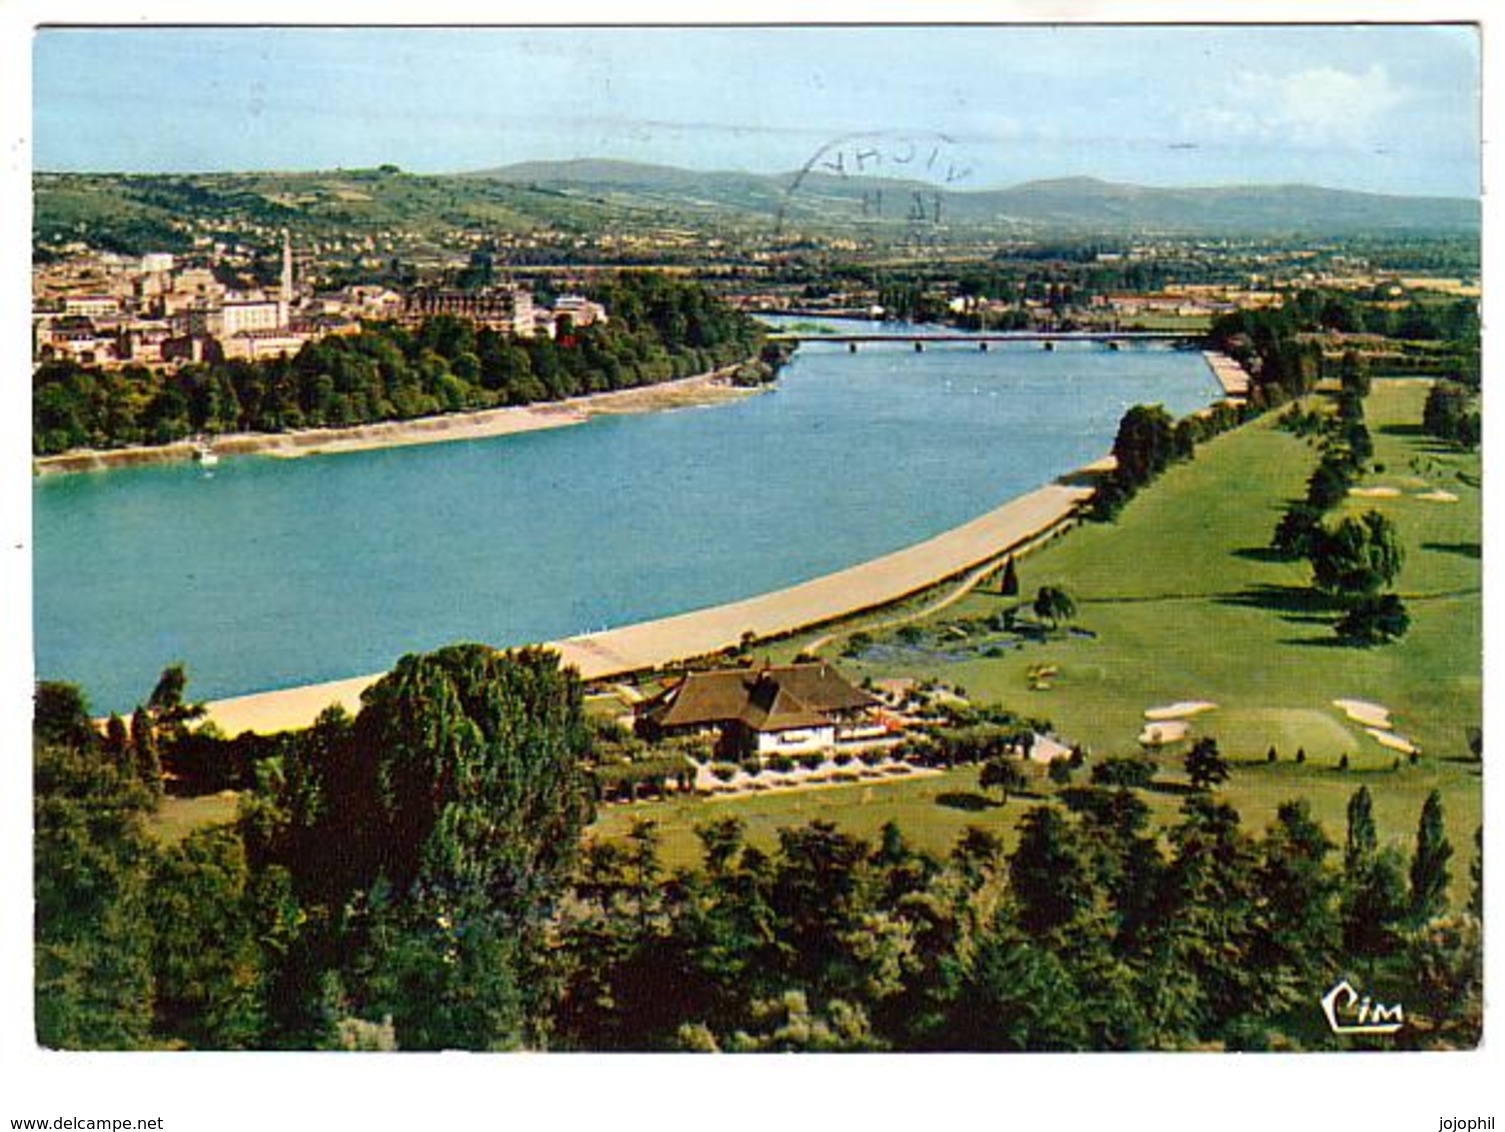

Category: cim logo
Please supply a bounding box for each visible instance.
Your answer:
[1321,979,1404,1035]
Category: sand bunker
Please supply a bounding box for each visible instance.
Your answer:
[1145,701,1218,721]
[1334,699,1392,729]
[1349,486,1402,498]
[1365,728,1419,755]
[1140,720,1190,746]
[1029,733,1073,764]
[1416,490,1459,503]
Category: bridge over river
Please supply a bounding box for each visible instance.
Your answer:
[766,330,1196,350]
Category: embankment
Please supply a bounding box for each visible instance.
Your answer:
[203,471,1101,735]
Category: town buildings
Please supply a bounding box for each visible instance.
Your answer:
[32,233,607,368]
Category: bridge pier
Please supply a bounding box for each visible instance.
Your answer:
[914,340,924,353]
[979,341,988,352]
[848,341,858,353]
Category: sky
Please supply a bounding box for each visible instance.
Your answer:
[31,23,1481,196]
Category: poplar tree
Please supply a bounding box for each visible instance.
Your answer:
[999,555,1019,596]
[1409,790,1453,922]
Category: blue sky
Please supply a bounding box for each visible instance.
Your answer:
[32,24,1481,196]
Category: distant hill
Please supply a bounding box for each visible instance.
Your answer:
[33,162,1479,259]
[476,161,1479,235]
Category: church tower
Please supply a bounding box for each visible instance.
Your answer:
[278,230,294,327]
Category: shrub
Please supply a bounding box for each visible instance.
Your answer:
[1091,756,1157,789]
[710,762,739,783]
[1267,745,1278,763]
[799,752,825,771]
[1296,748,1307,764]
[740,758,764,778]
[767,755,794,774]
[832,752,853,767]
[859,749,885,767]
[1335,593,1411,646]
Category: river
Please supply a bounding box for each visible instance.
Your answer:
[34,321,1217,712]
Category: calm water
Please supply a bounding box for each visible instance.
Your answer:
[35,329,1216,712]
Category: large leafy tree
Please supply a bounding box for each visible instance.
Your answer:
[1111,404,1177,490]
[979,756,1027,804]
[252,644,593,1050]
[1335,592,1411,646]
[1310,511,1405,599]
[34,725,158,1049]
[148,827,272,1048]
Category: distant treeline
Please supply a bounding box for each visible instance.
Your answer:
[1209,289,1479,395]
[33,273,770,455]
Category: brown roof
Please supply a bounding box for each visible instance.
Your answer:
[640,662,874,733]
[743,680,830,732]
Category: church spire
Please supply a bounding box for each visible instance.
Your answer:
[280,229,293,308]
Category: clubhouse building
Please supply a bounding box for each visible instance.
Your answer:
[635,662,888,759]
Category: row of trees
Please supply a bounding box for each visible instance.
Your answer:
[1210,289,1479,396]
[1270,367,1411,646]
[35,648,1481,1051]
[34,273,771,454]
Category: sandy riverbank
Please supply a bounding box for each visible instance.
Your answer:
[1201,350,1251,399]
[34,365,757,474]
[203,471,1100,735]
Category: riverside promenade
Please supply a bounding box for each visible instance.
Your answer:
[203,473,1099,734]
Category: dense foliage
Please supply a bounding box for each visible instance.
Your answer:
[35,655,1481,1052]
[33,273,769,454]
[1422,381,1480,450]
[1091,398,1249,521]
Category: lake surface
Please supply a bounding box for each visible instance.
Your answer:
[34,324,1217,712]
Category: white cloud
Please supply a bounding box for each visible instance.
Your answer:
[1185,64,1409,149]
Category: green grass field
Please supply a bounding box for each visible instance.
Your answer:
[150,792,241,844]
[592,379,1482,887]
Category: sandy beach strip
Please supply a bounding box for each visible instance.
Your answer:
[33,365,755,474]
[1201,350,1251,399]
[203,475,1095,735]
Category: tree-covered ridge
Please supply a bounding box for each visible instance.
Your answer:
[35,653,1482,1052]
[33,273,772,455]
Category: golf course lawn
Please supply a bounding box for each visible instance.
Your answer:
[591,379,1481,890]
